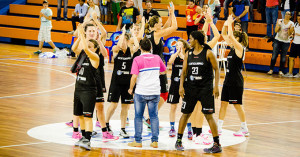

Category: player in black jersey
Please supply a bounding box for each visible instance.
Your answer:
[71,24,100,150]
[175,31,221,153]
[217,15,249,137]
[105,26,139,138]
[143,3,178,129]
[130,17,145,59]
[190,13,221,144]
[167,39,193,139]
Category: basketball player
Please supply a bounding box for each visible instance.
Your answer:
[217,15,249,137]
[175,31,221,153]
[167,39,193,139]
[71,24,100,151]
[143,2,178,130]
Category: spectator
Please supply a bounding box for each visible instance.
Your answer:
[186,0,199,38]
[264,0,279,39]
[57,0,68,21]
[194,5,210,37]
[87,0,100,19]
[231,0,250,33]
[100,0,109,24]
[117,0,141,31]
[34,0,59,55]
[249,0,254,22]
[69,0,88,34]
[258,0,266,22]
[284,12,300,78]
[112,0,121,25]
[128,37,167,148]
[267,11,294,76]
[208,0,221,40]
[134,0,143,17]
[143,0,160,21]
[224,0,233,19]
[280,0,296,18]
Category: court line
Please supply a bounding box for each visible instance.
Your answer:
[0,62,76,99]
[223,120,300,127]
[244,88,300,97]
[0,142,51,149]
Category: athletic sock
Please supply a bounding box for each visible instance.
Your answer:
[196,128,202,136]
[213,136,220,145]
[192,127,196,135]
[177,134,183,142]
[187,123,192,132]
[81,130,86,137]
[73,127,79,132]
[170,122,175,130]
[85,131,92,141]
[241,122,248,130]
[106,123,111,131]
[218,120,224,130]
[101,127,107,132]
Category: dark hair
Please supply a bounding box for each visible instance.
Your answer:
[124,33,130,41]
[79,0,85,2]
[233,31,248,47]
[140,37,152,52]
[89,39,100,55]
[145,15,160,34]
[190,31,211,50]
[146,0,152,4]
[234,22,241,27]
[84,23,95,32]
[43,0,48,4]
[188,0,195,3]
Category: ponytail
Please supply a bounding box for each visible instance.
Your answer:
[145,23,150,34]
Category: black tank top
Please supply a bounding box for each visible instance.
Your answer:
[223,48,244,87]
[75,51,97,90]
[95,53,103,86]
[132,49,141,60]
[186,48,213,88]
[146,31,164,62]
[112,47,133,85]
[171,55,184,83]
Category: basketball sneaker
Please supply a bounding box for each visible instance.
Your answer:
[65,120,73,127]
[72,131,82,139]
[128,141,142,147]
[198,134,213,145]
[267,70,273,75]
[169,129,176,137]
[150,142,158,148]
[91,131,97,137]
[102,131,119,142]
[175,140,184,151]
[284,73,294,78]
[203,142,222,153]
[208,129,222,135]
[96,121,101,128]
[233,129,250,137]
[119,129,130,138]
[279,71,284,76]
[294,73,300,78]
[79,138,91,151]
[75,137,85,146]
[34,50,42,55]
[188,131,193,140]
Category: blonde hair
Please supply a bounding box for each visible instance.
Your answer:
[145,15,160,34]
[178,39,191,50]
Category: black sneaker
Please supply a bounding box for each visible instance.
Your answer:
[175,140,184,151]
[203,142,222,153]
[91,131,97,137]
[79,138,91,151]
[75,137,85,146]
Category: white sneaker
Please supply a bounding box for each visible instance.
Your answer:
[208,129,222,135]
[284,73,294,77]
[192,134,197,142]
[119,129,130,138]
[267,70,273,75]
[195,134,213,145]
[194,135,201,144]
[279,71,284,76]
[233,129,250,137]
[294,73,300,78]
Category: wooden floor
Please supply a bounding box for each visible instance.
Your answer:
[0,43,300,157]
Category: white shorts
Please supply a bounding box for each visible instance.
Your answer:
[38,26,52,42]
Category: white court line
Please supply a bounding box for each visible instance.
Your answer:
[253,86,300,90]
[0,142,51,149]
[223,120,300,127]
[0,62,75,99]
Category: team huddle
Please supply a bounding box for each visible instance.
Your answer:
[68,2,249,154]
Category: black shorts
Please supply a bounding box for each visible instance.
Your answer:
[181,87,215,114]
[96,80,105,102]
[73,89,97,118]
[167,81,180,104]
[99,66,107,93]
[107,83,133,104]
[160,74,169,93]
[289,43,300,58]
[221,85,243,104]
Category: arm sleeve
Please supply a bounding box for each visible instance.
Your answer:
[131,59,140,75]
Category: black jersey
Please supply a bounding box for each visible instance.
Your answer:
[146,31,164,62]
[223,48,244,87]
[171,55,184,83]
[186,48,213,88]
[75,51,97,90]
[112,47,133,85]
[132,49,141,60]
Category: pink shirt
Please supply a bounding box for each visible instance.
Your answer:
[131,53,166,95]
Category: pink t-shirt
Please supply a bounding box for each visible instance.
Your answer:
[131,53,166,95]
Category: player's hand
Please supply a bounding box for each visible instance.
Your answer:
[128,89,133,95]
[122,25,126,32]
[213,86,219,99]
[179,86,185,98]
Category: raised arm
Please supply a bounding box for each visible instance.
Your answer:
[227,15,244,58]
[130,27,139,53]
[71,36,82,55]
[168,46,181,64]
[155,2,178,38]
[207,15,221,48]
[221,21,231,44]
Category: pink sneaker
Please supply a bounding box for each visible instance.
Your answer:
[72,132,82,139]
[102,131,119,142]
[96,121,101,128]
[65,120,80,127]
[233,130,250,137]
[195,134,213,145]
[208,129,222,135]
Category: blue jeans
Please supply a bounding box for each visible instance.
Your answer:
[270,39,290,71]
[57,0,68,19]
[210,17,218,41]
[266,6,278,37]
[134,94,160,143]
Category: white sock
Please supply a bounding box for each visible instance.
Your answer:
[218,120,224,130]
[241,122,248,130]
